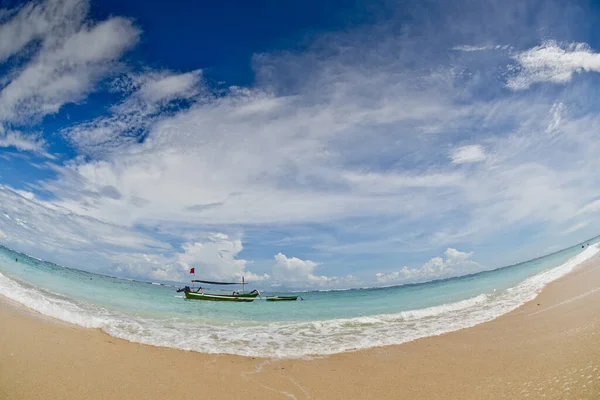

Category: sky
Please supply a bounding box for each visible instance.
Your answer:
[1,0,600,289]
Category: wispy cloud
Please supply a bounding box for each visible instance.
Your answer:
[577,199,600,216]
[0,0,88,62]
[449,145,487,164]
[0,184,171,270]
[452,44,510,52]
[62,69,204,155]
[562,221,589,235]
[0,0,139,124]
[0,129,49,156]
[508,41,600,90]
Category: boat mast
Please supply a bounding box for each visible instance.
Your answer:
[242,276,245,294]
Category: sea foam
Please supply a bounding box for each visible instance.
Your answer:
[0,245,598,358]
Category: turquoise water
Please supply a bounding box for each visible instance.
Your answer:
[0,237,599,357]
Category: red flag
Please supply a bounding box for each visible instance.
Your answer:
[189,268,195,274]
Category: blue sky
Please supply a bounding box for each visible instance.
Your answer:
[1,0,600,288]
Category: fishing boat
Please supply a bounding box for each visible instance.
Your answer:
[184,290,259,302]
[176,277,260,302]
[265,295,299,301]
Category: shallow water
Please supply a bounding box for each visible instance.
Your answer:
[0,238,598,357]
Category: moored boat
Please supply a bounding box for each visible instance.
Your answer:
[184,291,258,302]
[265,295,299,301]
[176,277,260,302]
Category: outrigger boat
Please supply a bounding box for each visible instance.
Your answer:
[183,290,259,302]
[177,277,260,302]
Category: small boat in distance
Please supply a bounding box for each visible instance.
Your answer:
[266,295,299,301]
[177,277,260,302]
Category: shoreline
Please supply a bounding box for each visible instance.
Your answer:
[3,256,600,399]
[1,245,596,358]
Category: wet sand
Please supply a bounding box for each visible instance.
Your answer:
[2,257,600,399]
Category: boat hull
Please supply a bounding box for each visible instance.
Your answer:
[266,296,298,301]
[184,292,258,302]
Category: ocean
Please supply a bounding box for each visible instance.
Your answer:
[0,238,599,358]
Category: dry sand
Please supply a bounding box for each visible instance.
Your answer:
[3,257,600,399]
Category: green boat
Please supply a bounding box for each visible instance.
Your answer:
[266,295,299,301]
[177,277,260,302]
[184,291,259,302]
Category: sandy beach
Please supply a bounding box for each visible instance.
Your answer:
[2,257,600,399]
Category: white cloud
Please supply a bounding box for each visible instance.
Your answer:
[14,190,35,200]
[0,0,87,62]
[39,77,471,228]
[449,145,487,164]
[342,171,463,192]
[108,252,179,281]
[109,248,348,287]
[0,181,273,284]
[0,129,48,155]
[108,233,269,283]
[376,248,480,284]
[137,70,203,103]
[0,1,140,124]
[273,253,320,281]
[272,253,357,287]
[176,233,260,281]
[577,199,600,216]
[546,102,566,133]
[0,185,171,270]
[452,44,510,52]
[562,221,589,235]
[62,69,204,154]
[507,41,600,90]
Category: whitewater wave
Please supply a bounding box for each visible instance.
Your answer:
[0,245,598,358]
